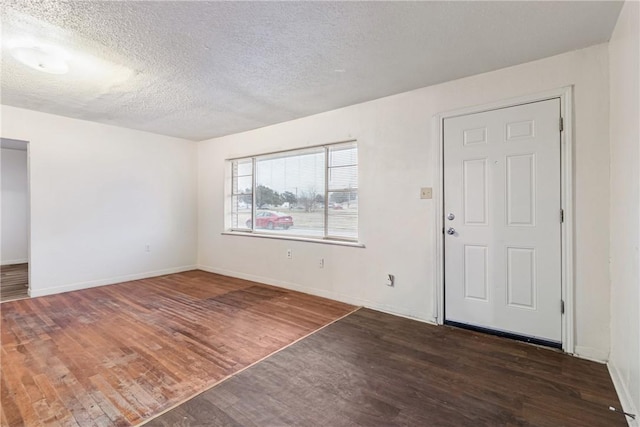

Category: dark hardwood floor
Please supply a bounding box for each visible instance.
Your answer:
[0,270,356,426]
[0,263,29,303]
[148,308,626,427]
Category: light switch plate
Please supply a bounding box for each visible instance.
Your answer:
[420,187,433,199]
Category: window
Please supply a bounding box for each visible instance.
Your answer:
[230,141,358,241]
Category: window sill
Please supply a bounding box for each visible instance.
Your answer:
[221,231,365,248]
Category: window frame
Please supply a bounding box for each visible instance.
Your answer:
[227,140,359,243]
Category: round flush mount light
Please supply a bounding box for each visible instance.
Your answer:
[11,45,69,74]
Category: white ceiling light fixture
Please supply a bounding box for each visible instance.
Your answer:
[11,44,69,74]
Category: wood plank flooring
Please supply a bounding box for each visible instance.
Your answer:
[0,264,29,303]
[149,308,627,427]
[0,270,356,426]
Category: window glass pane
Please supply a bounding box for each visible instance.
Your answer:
[255,149,325,237]
[231,196,252,229]
[233,175,252,195]
[236,159,253,176]
[328,191,358,238]
[329,144,357,167]
[231,158,252,229]
[328,165,358,190]
[230,143,357,241]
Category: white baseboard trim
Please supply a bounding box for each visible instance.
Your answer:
[574,345,609,363]
[1,258,28,266]
[29,265,198,297]
[196,265,437,325]
[608,362,639,426]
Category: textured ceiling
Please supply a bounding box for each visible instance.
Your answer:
[1,1,623,141]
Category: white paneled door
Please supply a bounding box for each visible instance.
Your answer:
[444,98,562,343]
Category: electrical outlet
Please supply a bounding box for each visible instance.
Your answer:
[385,274,395,287]
[420,187,433,199]
[286,249,292,259]
[319,258,324,268]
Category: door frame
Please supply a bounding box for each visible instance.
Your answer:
[26,140,32,297]
[0,138,32,298]
[433,86,575,354]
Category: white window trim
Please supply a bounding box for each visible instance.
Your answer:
[433,86,575,355]
[221,231,365,248]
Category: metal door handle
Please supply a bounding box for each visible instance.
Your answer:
[447,227,456,235]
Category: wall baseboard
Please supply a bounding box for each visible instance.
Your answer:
[608,362,639,426]
[29,265,198,297]
[1,258,28,266]
[196,265,437,325]
[574,345,609,363]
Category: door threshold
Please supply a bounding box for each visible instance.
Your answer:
[444,320,562,349]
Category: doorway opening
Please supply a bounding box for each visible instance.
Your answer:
[1,138,30,302]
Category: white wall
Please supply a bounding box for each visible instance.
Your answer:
[608,0,640,423]
[198,44,611,360]
[0,106,198,296]
[1,147,29,265]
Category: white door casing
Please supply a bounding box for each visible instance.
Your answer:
[443,98,562,343]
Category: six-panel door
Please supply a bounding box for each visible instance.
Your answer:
[444,98,562,343]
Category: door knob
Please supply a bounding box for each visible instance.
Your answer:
[447,227,456,235]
